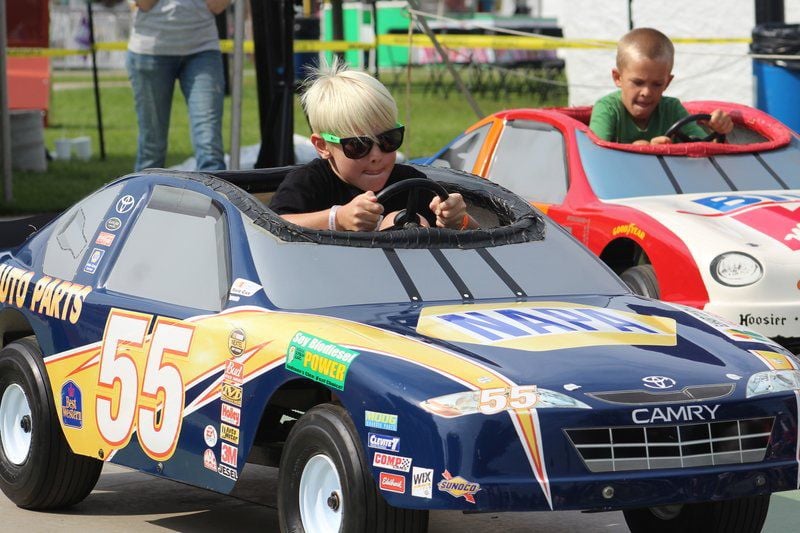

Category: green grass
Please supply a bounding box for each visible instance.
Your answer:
[1,65,566,214]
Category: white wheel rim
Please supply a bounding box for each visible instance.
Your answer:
[299,454,343,533]
[0,384,32,465]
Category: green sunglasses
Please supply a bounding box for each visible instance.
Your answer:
[320,124,405,159]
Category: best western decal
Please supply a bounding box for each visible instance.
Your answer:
[61,381,83,429]
[373,452,412,473]
[0,264,91,323]
[285,331,359,391]
[438,470,480,503]
[632,404,720,424]
[365,410,398,432]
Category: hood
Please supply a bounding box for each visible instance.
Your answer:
[345,295,794,405]
[607,191,800,264]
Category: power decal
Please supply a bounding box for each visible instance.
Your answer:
[417,302,676,351]
[0,264,92,323]
[285,331,360,390]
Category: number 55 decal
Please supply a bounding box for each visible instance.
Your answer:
[479,386,539,415]
[96,309,195,460]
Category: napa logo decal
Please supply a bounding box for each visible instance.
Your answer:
[416,302,676,351]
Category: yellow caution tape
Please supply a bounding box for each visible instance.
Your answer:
[5,35,752,58]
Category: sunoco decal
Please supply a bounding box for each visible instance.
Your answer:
[438,470,480,503]
[285,331,359,390]
[417,302,676,351]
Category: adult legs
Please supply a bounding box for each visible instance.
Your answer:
[179,50,226,171]
[127,52,180,171]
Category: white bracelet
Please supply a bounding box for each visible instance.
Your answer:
[329,205,341,231]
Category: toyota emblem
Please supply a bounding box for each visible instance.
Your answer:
[642,376,676,389]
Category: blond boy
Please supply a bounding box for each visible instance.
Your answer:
[269,62,473,231]
[590,27,733,145]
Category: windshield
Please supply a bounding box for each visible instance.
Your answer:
[576,132,800,200]
[244,217,627,310]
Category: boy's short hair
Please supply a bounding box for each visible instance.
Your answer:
[616,27,674,70]
[300,60,398,140]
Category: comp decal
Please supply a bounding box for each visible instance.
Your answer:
[0,264,92,324]
[416,302,676,351]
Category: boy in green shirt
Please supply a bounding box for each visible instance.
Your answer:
[589,27,733,145]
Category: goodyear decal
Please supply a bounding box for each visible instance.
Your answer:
[417,302,676,351]
[612,223,646,240]
[750,350,798,371]
[0,264,92,324]
[285,331,359,391]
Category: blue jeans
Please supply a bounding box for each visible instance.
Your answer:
[127,50,226,171]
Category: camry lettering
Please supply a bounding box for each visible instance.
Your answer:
[632,404,720,424]
[438,307,659,342]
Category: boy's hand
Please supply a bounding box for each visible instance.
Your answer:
[430,193,469,229]
[708,110,734,135]
[650,136,672,145]
[338,191,385,231]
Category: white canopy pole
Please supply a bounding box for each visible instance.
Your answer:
[1,0,13,202]
[229,0,245,170]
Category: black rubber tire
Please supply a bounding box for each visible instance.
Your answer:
[0,337,103,509]
[621,264,660,299]
[623,495,771,533]
[278,403,429,533]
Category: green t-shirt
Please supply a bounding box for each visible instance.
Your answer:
[589,91,707,143]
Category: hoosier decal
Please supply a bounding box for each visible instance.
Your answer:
[417,302,676,351]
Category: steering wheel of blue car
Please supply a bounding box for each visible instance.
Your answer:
[375,178,449,230]
[664,113,725,143]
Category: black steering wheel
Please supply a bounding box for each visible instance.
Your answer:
[375,178,449,230]
[664,113,725,143]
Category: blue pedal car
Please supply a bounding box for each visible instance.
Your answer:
[0,165,797,532]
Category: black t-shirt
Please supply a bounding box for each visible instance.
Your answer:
[269,158,436,225]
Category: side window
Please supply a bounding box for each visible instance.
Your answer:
[432,123,492,172]
[487,120,568,205]
[43,183,124,280]
[105,185,230,311]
